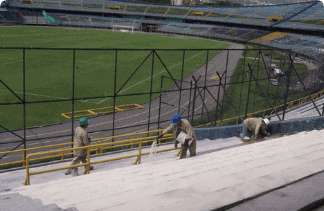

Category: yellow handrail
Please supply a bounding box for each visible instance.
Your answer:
[0,129,167,169]
[24,135,178,185]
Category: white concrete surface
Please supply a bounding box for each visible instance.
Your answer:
[271,96,324,121]
[0,138,243,192]
[1,130,324,210]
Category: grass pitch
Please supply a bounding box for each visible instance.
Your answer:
[0,26,229,130]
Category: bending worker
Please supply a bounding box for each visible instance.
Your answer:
[65,117,94,175]
[155,114,197,159]
[242,116,271,141]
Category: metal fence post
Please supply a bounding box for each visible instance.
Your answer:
[23,48,26,159]
[201,50,209,120]
[138,139,142,164]
[187,81,193,121]
[158,76,164,130]
[112,50,118,142]
[147,50,155,132]
[178,50,185,115]
[87,147,90,174]
[71,50,76,154]
[191,79,197,125]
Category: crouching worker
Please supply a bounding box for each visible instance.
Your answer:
[65,118,94,176]
[155,114,197,159]
[241,116,271,141]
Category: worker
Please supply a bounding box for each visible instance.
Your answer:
[65,117,94,176]
[155,114,197,159]
[241,116,271,141]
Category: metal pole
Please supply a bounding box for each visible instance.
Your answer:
[248,64,282,121]
[214,72,224,126]
[282,53,292,121]
[72,50,76,152]
[187,81,193,120]
[216,72,242,123]
[238,49,247,112]
[178,50,185,114]
[252,51,261,113]
[158,76,164,130]
[191,79,197,125]
[201,50,209,120]
[192,76,213,125]
[245,62,253,119]
[220,50,229,123]
[113,50,117,141]
[23,49,26,154]
[148,50,154,132]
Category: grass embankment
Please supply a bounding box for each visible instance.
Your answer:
[0,26,229,131]
[192,49,310,127]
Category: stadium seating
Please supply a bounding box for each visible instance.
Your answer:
[7,0,322,31]
[0,9,18,22]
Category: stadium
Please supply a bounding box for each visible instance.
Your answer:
[1,0,324,210]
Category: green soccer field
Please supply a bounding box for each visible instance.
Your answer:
[0,26,229,130]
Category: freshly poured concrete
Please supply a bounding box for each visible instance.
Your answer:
[2,131,324,210]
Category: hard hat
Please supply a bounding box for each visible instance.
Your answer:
[171,114,181,125]
[79,118,91,126]
[264,115,271,120]
[263,118,270,125]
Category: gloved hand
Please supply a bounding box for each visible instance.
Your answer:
[156,134,163,140]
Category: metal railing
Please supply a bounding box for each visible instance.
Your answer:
[24,133,177,185]
[3,88,324,169]
[0,129,168,169]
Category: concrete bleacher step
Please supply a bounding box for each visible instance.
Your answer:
[4,130,324,211]
[0,192,77,211]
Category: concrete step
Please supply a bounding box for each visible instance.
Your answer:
[4,130,324,211]
[0,192,77,211]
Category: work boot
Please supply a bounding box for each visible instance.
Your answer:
[72,168,78,177]
[65,170,71,175]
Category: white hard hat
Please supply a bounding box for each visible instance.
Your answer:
[263,118,270,125]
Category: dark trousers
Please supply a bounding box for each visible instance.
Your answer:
[180,139,196,159]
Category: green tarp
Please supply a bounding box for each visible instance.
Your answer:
[42,10,61,24]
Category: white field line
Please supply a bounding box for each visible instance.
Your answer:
[0,59,23,66]
[0,90,98,105]
[96,43,223,105]
[0,43,232,147]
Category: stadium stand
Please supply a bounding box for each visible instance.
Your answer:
[0,7,18,22]
[251,31,290,44]
[277,1,324,30]
[7,0,323,30]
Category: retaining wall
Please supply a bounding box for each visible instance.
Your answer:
[194,115,324,140]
